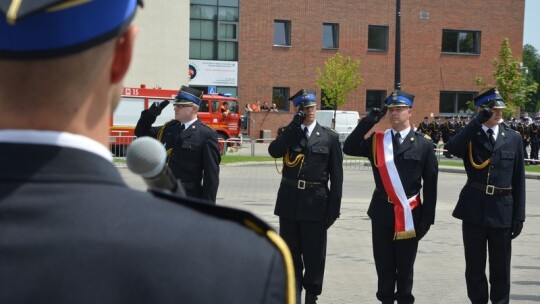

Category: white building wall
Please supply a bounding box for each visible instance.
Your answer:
[124,0,189,90]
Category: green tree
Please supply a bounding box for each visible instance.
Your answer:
[476,38,538,117]
[523,44,540,111]
[316,53,363,110]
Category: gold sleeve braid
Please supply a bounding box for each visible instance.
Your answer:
[243,219,296,304]
[157,121,172,163]
[372,135,378,168]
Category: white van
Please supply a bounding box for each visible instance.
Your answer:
[315,110,360,143]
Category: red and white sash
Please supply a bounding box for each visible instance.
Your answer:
[374,130,419,240]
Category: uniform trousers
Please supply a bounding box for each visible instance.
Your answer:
[372,221,418,304]
[462,221,512,304]
[279,217,327,296]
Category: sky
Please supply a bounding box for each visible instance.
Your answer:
[524,0,540,51]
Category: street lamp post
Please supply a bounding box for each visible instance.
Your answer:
[395,0,401,92]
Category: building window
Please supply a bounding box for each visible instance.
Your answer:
[322,23,339,49]
[441,30,481,54]
[190,0,239,61]
[273,87,290,111]
[274,20,291,46]
[439,91,475,115]
[368,25,388,51]
[218,21,238,41]
[366,90,387,113]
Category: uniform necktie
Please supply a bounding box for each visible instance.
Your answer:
[487,129,495,147]
[180,124,185,131]
[394,132,401,146]
[303,126,309,139]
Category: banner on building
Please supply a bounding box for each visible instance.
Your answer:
[189,60,238,86]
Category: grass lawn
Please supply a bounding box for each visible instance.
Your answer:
[220,155,540,173]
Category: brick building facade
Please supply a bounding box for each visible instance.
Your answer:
[239,0,525,134]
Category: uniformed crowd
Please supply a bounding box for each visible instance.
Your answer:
[417,113,540,164]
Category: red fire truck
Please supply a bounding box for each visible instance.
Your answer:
[110,85,241,155]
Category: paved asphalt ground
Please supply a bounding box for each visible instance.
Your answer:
[117,142,540,303]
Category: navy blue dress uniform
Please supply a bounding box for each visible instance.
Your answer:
[268,89,343,304]
[517,118,531,160]
[428,116,441,145]
[417,117,430,134]
[135,86,221,203]
[0,1,295,304]
[343,91,438,304]
[440,116,457,158]
[445,88,525,304]
[529,117,540,162]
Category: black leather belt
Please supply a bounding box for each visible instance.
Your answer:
[466,180,512,195]
[281,177,325,190]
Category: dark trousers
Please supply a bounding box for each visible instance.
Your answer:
[279,217,327,296]
[531,141,539,160]
[462,222,512,304]
[372,221,418,304]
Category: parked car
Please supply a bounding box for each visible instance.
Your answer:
[315,110,360,144]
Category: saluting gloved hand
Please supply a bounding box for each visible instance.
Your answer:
[511,220,523,239]
[475,101,495,124]
[325,216,337,229]
[365,105,388,124]
[148,100,170,117]
[291,109,306,127]
[416,223,431,241]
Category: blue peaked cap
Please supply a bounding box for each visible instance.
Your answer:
[289,89,317,107]
[0,0,143,59]
[474,87,506,108]
[385,90,415,108]
[173,86,203,106]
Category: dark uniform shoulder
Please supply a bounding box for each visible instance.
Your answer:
[321,125,337,133]
[151,191,295,302]
[414,130,432,142]
[276,125,289,136]
[501,123,520,135]
[198,121,215,132]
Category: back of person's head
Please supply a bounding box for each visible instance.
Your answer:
[0,1,143,138]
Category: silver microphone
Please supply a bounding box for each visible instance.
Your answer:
[126,137,186,197]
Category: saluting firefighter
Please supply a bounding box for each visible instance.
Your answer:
[429,116,442,146]
[445,88,525,304]
[268,89,343,304]
[417,116,430,135]
[343,90,438,304]
[134,86,220,203]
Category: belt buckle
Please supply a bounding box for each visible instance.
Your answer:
[486,185,495,195]
[298,180,306,190]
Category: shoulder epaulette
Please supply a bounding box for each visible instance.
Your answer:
[151,190,296,304]
[199,122,214,130]
[321,126,338,134]
[415,130,432,141]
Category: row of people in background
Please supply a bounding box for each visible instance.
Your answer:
[242,101,279,134]
[246,101,279,113]
[418,114,540,163]
[507,116,540,163]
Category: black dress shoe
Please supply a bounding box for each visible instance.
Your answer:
[305,293,318,304]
